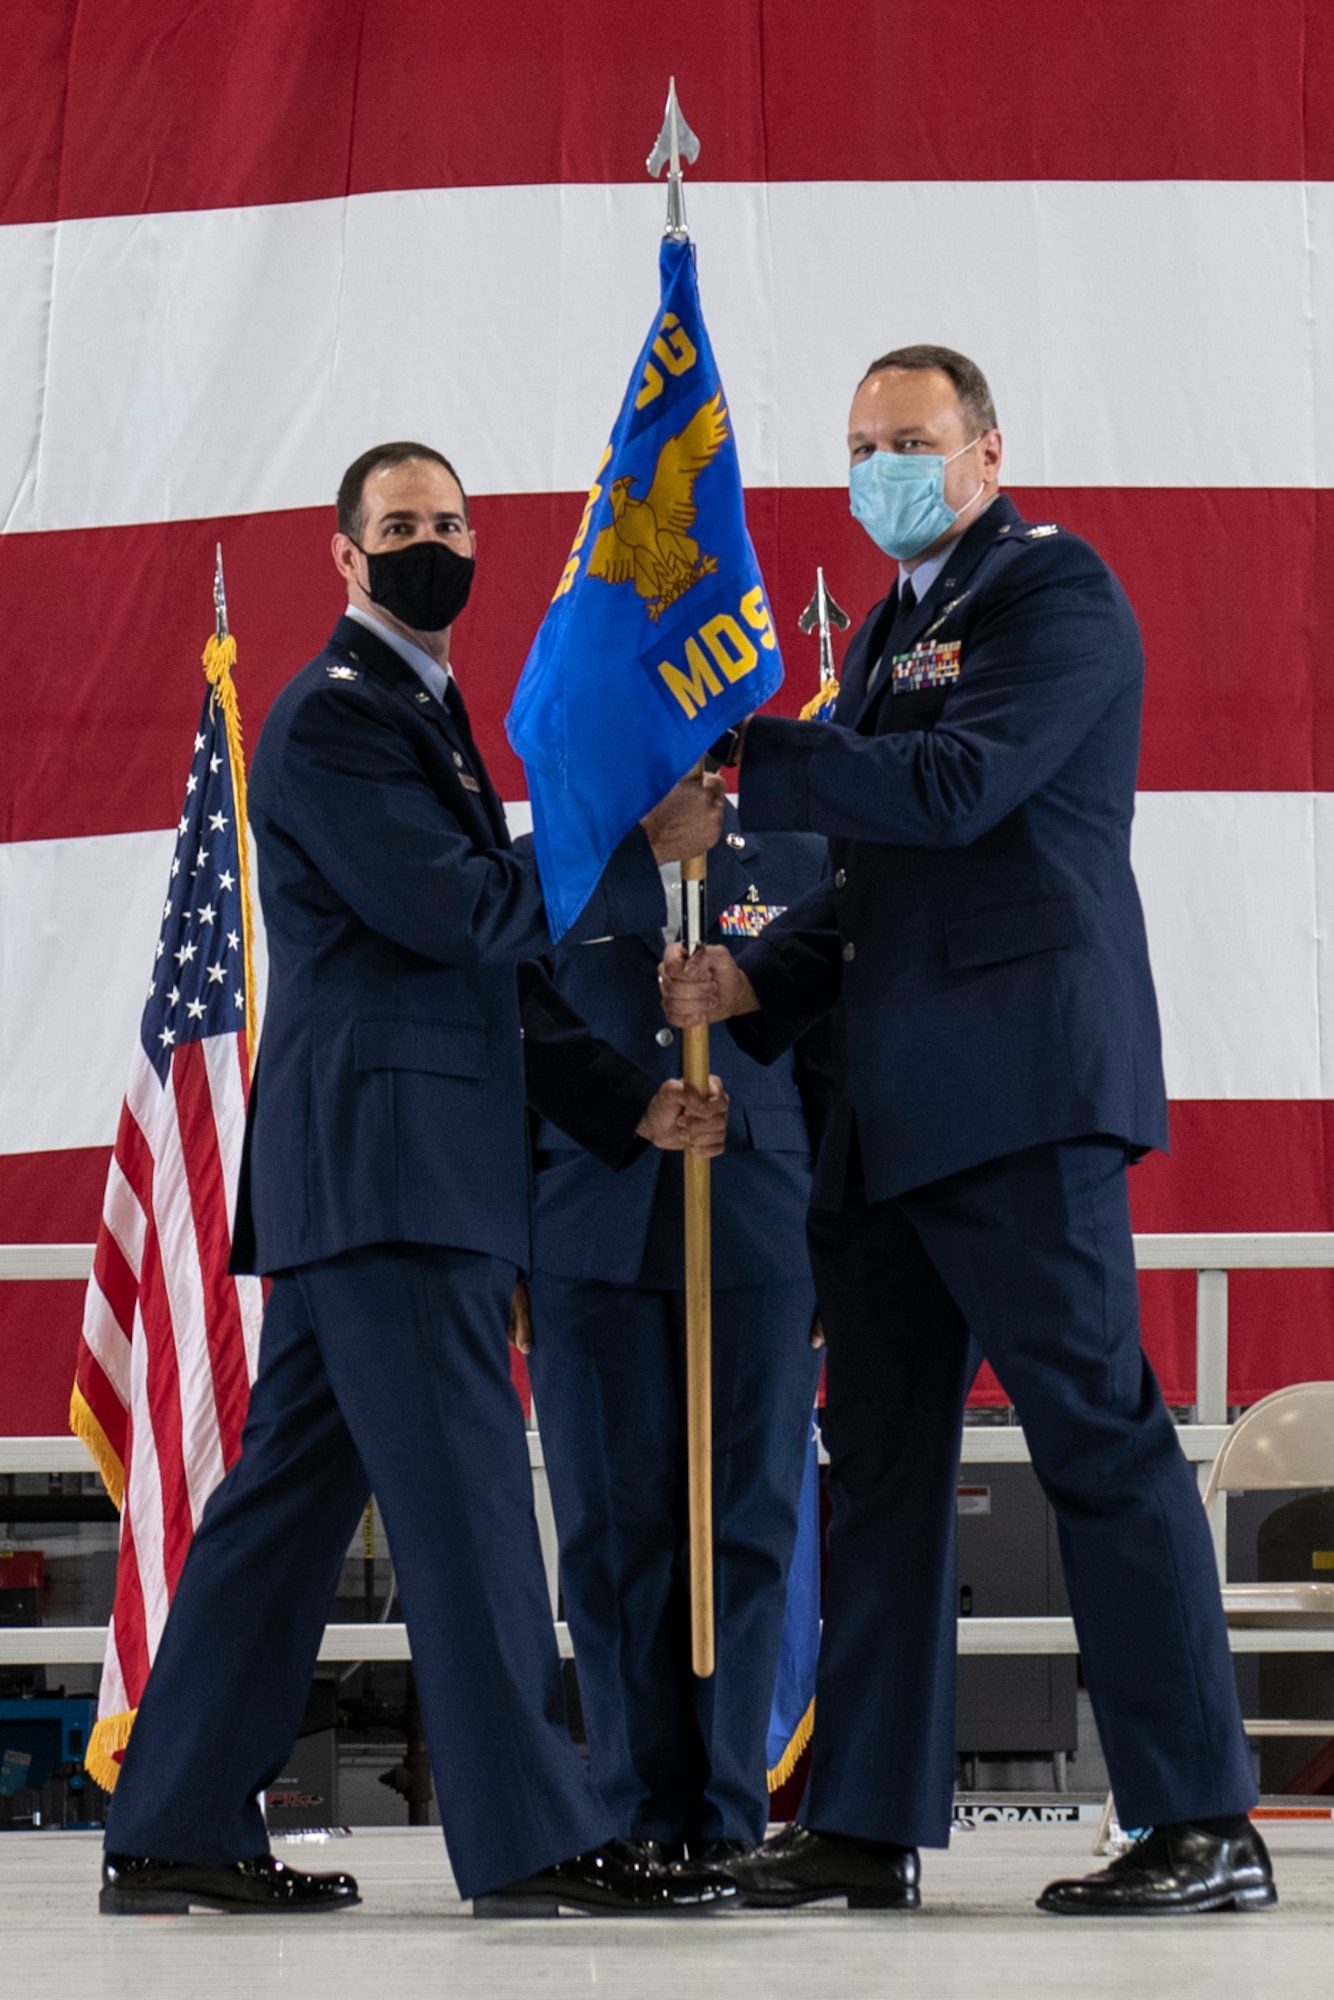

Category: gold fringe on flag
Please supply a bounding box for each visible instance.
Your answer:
[798,684,839,721]
[68,1383,125,1512]
[766,1696,814,1792]
[85,1707,137,1794]
[202,629,258,1067]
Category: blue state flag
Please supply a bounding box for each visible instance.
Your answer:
[506,235,784,939]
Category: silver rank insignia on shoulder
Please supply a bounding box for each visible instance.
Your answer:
[1027,524,1059,538]
[326,663,360,681]
[924,590,972,639]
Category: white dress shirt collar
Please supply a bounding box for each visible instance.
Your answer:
[345,603,454,705]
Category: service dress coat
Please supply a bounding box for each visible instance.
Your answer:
[734,491,1168,1199]
[725,494,1255,1843]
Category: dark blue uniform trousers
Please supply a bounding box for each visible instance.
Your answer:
[804,1138,1256,1847]
[528,1276,822,1846]
[104,1245,612,1901]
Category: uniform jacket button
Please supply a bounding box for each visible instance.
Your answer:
[834,868,847,889]
[842,941,856,962]
[655,1027,675,1046]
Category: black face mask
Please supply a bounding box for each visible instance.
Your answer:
[358,538,475,632]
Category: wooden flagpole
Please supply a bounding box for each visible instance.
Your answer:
[680,849,715,1677]
[650,78,714,1678]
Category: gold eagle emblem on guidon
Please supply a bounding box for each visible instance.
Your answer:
[588,391,728,623]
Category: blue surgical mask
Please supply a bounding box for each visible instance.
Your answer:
[849,439,983,561]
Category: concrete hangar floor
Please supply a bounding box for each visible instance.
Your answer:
[3,1818,1332,2000]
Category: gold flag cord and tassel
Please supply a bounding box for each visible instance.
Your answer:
[202,625,258,1065]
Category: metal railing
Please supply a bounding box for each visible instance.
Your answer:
[4,1234,1334,1666]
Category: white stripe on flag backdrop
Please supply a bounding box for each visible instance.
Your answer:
[3,0,1334,1419]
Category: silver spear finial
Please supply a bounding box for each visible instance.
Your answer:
[647,77,700,242]
[798,567,850,687]
[213,543,230,643]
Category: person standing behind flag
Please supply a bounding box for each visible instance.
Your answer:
[100,442,734,1920]
[519,800,831,1866]
[662,348,1272,1916]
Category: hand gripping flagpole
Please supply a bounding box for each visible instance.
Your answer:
[649,80,714,1677]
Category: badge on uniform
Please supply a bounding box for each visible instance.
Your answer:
[891,639,961,695]
[717,902,787,937]
[326,664,360,682]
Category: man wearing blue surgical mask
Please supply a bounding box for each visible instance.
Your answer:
[846,361,1000,576]
[661,347,1271,1920]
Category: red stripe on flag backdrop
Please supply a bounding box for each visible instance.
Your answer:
[4,0,1334,225]
[6,0,1334,1448]
[6,487,1334,846]
[6,1105,1334,1431]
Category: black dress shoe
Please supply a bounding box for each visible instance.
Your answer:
[624,1837,687,1866]
[718,1824,921,1910]
[668,1839,754,1894]
[692,1838,754,1865]
[100,1851,360,1915]
[1037,1822,1277,1915]
[473,1836,738,1918]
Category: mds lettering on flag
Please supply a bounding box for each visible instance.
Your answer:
[506,234,783,939]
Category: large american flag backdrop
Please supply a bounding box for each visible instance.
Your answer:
[3,1,1334,1428]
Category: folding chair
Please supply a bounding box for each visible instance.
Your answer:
[1094,1381,1334,1852]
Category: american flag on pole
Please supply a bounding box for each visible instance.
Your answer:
[71,592,264,1790]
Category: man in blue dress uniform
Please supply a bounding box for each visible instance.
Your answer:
[100,442,733,1918]
[520,807,831,1864]
[662,349,1273,1916]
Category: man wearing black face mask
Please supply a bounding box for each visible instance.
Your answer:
[336,441,479,655]
[99,443,734,1921]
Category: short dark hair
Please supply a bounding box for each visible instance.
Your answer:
[860,344,998,435]
[336,442,470,540]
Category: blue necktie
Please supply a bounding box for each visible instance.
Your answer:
[867,578,916,695]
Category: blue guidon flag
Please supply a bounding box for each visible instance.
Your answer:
[506,234,784,939]
[766,1415,820,1794]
